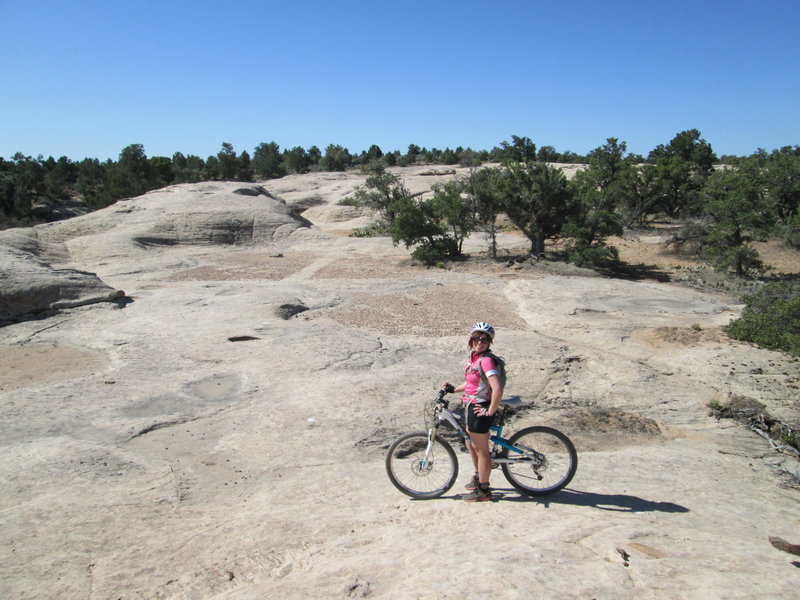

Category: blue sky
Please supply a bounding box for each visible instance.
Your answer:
[1,0,798,162]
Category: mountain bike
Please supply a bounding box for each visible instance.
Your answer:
[385,388,577,499]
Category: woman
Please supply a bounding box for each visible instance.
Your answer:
[446,322,503,502]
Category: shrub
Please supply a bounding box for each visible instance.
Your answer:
[563,241,619,268]
[411,238,459,266]
[725,280,800,355]
[349,224,385,238]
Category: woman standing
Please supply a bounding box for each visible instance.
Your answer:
[446,322,503,502]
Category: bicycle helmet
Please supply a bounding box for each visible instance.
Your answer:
[470,322,495,339]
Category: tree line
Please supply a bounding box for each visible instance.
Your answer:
[1,140,557,226]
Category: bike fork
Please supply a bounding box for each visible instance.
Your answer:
[421,427,440,467]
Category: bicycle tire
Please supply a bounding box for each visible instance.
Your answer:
[500,426,577,495]
[385,431,458,499]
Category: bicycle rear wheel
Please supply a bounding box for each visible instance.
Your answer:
[501,426,577,495]
[385,431,458,499]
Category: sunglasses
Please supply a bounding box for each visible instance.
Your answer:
[471,335,491,343]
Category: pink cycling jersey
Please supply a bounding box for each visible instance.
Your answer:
[462,352,498,404]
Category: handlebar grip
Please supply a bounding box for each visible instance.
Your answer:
[443,383,455,394]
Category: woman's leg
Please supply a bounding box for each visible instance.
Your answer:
[466,425,479,477]
[469,431,492,485]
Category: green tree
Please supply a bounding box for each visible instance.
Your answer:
[387,194,457,264]
[8,153,45,218]
[0,157,17,219]
[148,156,174,188]
[498,135,537,163]
[282,146,311,174]
[561,206,623,267]
[323,144,352,171]
[440,148,458,165]
[458,148,481,168]
[352,163,465,264]
[650,128,716,174]
[237,150,253,181]
[699,161,774,276]
[307,145,322,169]
[498,160,574,257]
[429,180,476,254]
[353,163,410,223]
[172,152,205,183]
[537,145,561,163]
[571,138,631,218]
[401,144,420,166]
[171,152,189,182]
[204,155,220,180]
[763,147,800,247]
[465,166,504,258]
[42,155,77,201]
[253,142,285,179]
[648,129,717,216]
[217,142,238,180]
[619,163,662,226]
[185,155,205,182]
[365,144,383,163]
[103,144,152,205]
[572,137,661,227]
[75,158,107,207]
[384,151,398,166]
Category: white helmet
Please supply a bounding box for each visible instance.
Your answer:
[470,322,495,339]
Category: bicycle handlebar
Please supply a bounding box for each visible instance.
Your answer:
[435,388,449,405]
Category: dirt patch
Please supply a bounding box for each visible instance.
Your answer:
[553,407,664,451]
[631,326,730,349]
[168,252,315,281]
[311,283,527,337]
[752,240,800,275]
[311,256,419,279]
[0,343,109,391]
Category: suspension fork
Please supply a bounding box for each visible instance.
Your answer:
[421,423,442,466]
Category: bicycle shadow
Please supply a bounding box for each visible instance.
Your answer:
[485,488,690,513]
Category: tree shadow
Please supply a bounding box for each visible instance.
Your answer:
[596,260,673,282]
[489,487,690,513]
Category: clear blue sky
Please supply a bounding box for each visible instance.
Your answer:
[2,0,798,162]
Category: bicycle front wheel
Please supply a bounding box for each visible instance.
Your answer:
[385,431,458,499]
[501,426,577,495]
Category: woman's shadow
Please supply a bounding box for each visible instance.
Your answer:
[487,488,690,513]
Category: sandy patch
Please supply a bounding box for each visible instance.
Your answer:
[311,256,419,279]
[0,343,109,391]
[630,326,730,349]
[168,251,316,281]
[312,283,528,337]
[752,239,800,274]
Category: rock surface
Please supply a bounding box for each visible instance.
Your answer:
[1,167,799,599]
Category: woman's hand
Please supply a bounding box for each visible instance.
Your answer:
[473,404,494,417]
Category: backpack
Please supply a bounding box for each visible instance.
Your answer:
[477,351,507,391]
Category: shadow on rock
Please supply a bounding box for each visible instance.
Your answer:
[495,488,690,513]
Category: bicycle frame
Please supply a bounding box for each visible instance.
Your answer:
[426,394,541,467]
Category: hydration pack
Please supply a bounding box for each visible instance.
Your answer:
[477,351,507,390]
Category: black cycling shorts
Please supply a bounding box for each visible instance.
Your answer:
[466,402,494,434]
